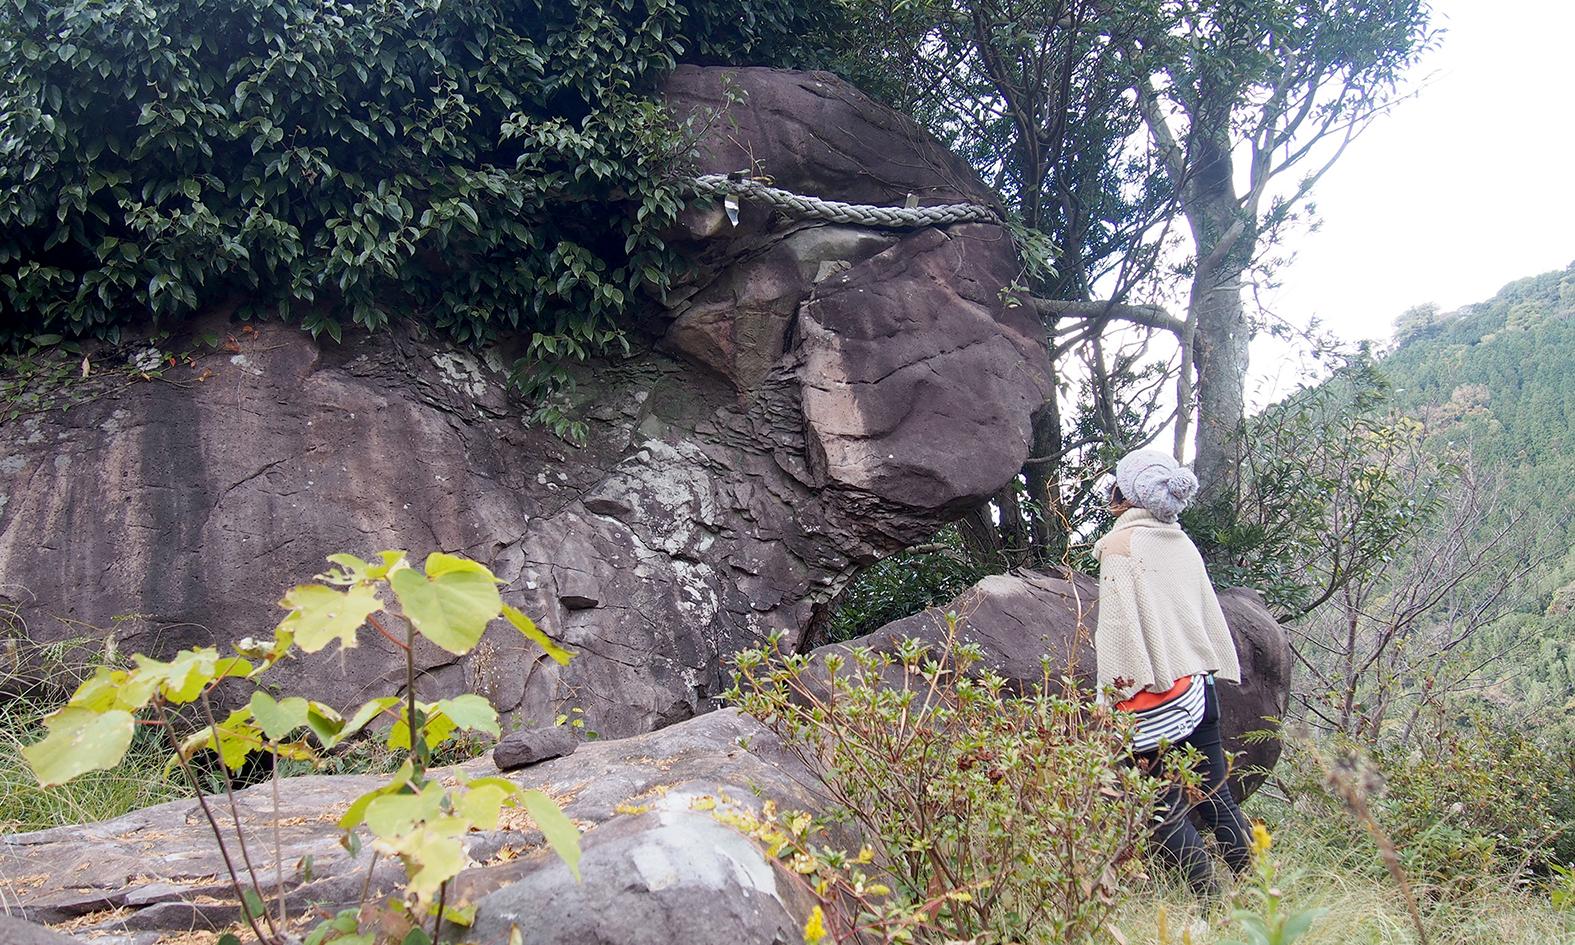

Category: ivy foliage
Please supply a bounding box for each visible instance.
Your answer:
[0,0,829,355]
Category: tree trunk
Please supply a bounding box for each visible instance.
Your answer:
[1178,127,1250,505]
[1189,254,1249,503]
[1024,397,1067,565]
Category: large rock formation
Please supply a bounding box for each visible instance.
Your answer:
[0,710,830,945]
[0,67,1050,737]
[816,570,1293,793]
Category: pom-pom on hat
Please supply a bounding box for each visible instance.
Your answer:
[1114,449,1199,523]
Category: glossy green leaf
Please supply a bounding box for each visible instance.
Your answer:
[520,788,582,880]
[276,583,383,653]
[241,888,266,921]
[389,555,501,655]
[23,708,136,785]
[388,704,455,752]
[501,605,574,666]
[305,701,346,746]
[329,697,399,747]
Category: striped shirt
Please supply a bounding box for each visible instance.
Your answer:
[1117,674,1208,753]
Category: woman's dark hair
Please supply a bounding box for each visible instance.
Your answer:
[1110,484,1126,505]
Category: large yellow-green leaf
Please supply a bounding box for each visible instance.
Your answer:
[339,760,414,830]
[520,788,582,880]
[429,695,500,737]
[385,821,467,904]
[276,583,384,653]
[250,692,310,741]
[388,554,501,655]
[23,708,135,786]
[364,782,444,839]
[456,782,512,830]
[131,648,222,703]
[208,712,266,771]
[387,705,457,752]
[68,667,154,713]
[321,550,408,586]
[501,605,574,666]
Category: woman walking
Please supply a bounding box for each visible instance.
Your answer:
[1093,449,1252,898]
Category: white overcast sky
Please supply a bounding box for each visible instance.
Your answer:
[1248,0,1575,402]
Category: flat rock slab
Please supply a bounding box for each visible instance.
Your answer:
[1,711,831,945]
[0,915,94,945]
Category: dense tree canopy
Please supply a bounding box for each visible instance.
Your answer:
[0,0,831,353]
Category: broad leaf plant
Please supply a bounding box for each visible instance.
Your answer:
[24,550,579,945]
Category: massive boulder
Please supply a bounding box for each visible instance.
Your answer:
[821,570,1292,794]
[0,710,832,945]
[0,67,1050,737]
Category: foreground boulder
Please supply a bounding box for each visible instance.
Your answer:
[823,570,1292,794]
[0,710,828,944]
[0,66,1050,736]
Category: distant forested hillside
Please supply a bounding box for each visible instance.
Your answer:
[1378,262,1575,716]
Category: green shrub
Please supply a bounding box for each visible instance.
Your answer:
[727,615,1163,944]
[825,527,993,643]
[1370,713,1575,892]
[0,0,833,355]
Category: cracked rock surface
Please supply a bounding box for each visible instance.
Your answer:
[0,66,1050,739]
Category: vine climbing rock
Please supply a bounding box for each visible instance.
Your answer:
[815,570,1294,797]
[0,67,1050,738]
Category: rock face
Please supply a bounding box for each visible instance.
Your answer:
[0,66,1050,737]
[0,710,830,944]
[821,570,1292,795]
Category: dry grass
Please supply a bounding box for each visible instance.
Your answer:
[1108,791,1575,945]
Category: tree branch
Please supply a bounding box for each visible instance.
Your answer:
[1032,297,1185,335]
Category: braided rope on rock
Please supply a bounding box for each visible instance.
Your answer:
[692,173,1000,228]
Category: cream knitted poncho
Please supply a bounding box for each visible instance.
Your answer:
[1093,508,1241,699]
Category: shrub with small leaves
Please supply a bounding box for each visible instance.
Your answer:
[24,549,578,945]
[726,613,1164,945]
[1370,712,1575,893]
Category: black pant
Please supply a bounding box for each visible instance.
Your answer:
[1138,681,1252,898]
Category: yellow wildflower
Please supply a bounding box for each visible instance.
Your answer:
[1251,822,1273,856]
[803,905,829,944]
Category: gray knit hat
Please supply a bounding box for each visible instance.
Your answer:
[1114,449,1199,523]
